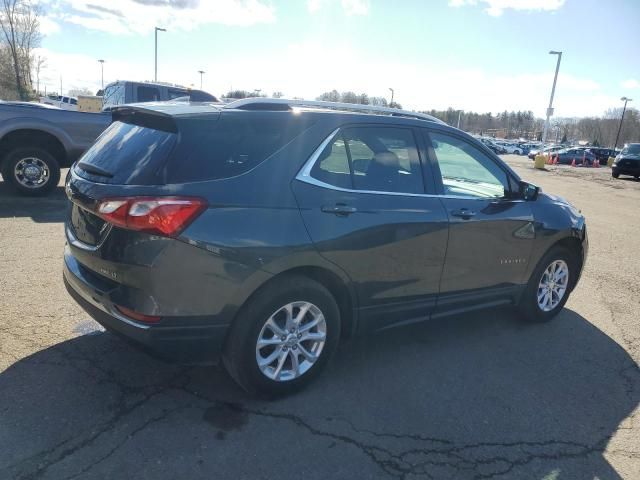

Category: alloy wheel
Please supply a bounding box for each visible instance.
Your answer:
[255,301,327,382]
[537,260,569,312]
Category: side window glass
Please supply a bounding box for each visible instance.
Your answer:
[429,132,508,199]
[137,86,160,102]
[345,127,423,194]
[310,135,352,189]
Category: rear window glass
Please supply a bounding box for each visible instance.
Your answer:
[76,121,176,185]
[165,113,314,183]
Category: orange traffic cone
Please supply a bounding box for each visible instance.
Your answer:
[571,158,576,167]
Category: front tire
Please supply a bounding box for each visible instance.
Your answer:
[1,147,61,196]
[612,171,620,179]
[518,246,577,323]
[223,275,341,396]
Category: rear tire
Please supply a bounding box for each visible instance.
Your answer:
[222,275,340,396]
[518,246,577,323]
[1,147,61,196]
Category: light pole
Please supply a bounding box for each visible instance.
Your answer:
[388,87,394,106]
[154,26,166,82]
[98,59,105,92]
[613,96,632,153]
[198,70,205,89]
[457,110,462,129]
[541,50,562,150]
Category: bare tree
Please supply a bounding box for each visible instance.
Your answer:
[0,0,41,100]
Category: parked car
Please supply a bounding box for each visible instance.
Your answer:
[478,138,507,154]
[102,80,218,111]
[40,95,78,111]
[495,142,524,155]
[62,99,588,395]
[528,145,564,159]
[586,147,618,165]
[553,148,597,165]
[612,143,640,179]
[0,103,111,195]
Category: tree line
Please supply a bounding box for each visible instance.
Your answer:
[0,0,40,100]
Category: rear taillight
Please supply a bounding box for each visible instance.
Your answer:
[96,196,207,237]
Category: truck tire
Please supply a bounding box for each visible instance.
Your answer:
[1,147,61,196]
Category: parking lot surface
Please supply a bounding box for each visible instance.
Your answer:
[1,156,639,479]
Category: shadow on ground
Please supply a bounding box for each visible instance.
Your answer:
[0,180,67,222]
[1,308,638,479]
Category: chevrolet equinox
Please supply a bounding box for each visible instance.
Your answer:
[63,99,588,395]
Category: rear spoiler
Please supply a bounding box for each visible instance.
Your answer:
[111,102,222,133]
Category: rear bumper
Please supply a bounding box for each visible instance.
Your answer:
[63,251,229,364]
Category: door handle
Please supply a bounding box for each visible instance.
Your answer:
[451,208,476,219]
[321,204,357,216]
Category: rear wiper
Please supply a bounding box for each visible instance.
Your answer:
[77,162,114,178]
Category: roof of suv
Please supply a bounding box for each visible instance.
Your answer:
[112,98,446,125]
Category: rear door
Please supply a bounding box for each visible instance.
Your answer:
[292,125,449,332]
[422,129,535,315]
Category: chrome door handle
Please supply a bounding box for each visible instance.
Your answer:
[451,208,476,219]
[321,204,357,216]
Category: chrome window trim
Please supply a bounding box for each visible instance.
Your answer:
[296,128,522,201]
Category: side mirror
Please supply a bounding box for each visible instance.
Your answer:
[521,181,540,201]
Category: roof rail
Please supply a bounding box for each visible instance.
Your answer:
[223,97,445,124]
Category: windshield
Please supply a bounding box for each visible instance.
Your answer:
[622,144,640,155]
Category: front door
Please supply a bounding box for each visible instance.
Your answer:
[424,129,535,315]
[292,125,449,332]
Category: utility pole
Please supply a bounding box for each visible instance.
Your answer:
[198,70,205,89]
[613,97,632,152]
[457,110,462,129]
[98,59,105,91]
[541,51,562,151]
[388,87,394,106]
[154,27,166,82]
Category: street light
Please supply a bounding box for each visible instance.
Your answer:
[197,70,205,89]
[98,59,105,92]
[154,26,167,82]
[613,96,633,153]
[388,87,394,106]
[541,50,562,151]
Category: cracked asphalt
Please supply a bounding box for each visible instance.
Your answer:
[1,156,639,479]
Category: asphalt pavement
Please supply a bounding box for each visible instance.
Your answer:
[1,157,639,479]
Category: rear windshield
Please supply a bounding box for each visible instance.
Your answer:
[164,112,314,183]
[76,121,176,185]
[75,112,314,185]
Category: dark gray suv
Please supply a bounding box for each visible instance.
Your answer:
[63,99,588,395]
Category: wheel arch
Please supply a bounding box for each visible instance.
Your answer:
[233,265,358,341]
[0,129,67,167]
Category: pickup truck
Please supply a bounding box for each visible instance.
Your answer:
[0,81,219,196]
[0,102,111,195]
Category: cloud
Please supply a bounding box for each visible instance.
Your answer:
[307,0,369,16]
[622,79,639,90]
[448,0,565,16]
[39,16,61,35]
[36,41,615,118]
[48,0,275,35]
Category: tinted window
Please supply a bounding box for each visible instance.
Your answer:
[137,86,161,102]
[103,84,125,109]
[310,136,352,189]
[429,132,508,199]
[311,127,424,194]
[168,88,187,100]
[165,113,315,183]
[76,121,176,185]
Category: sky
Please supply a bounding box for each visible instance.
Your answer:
[36,0,640,118]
